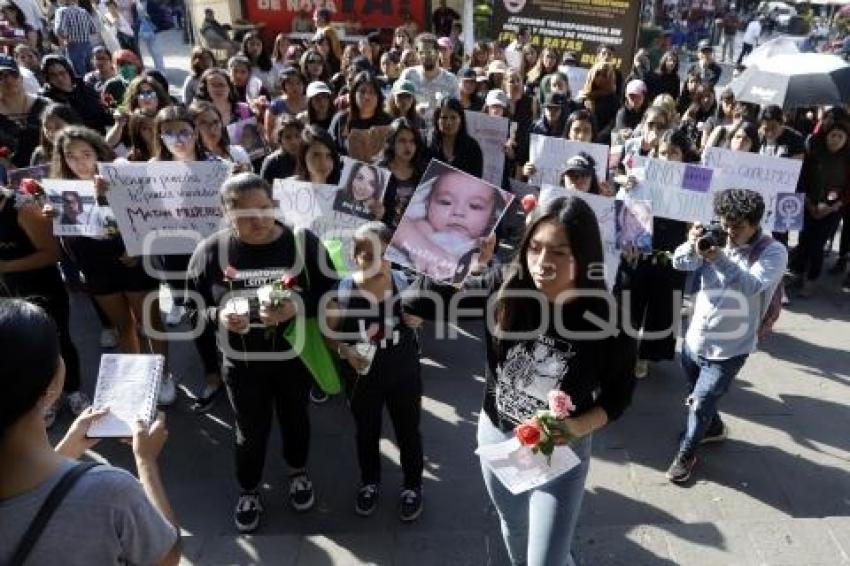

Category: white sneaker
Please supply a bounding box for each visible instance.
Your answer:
[99,328,118,349]
[66,391,91,416]
[166,305,187,327]
[635,360,649,379]
[158,373,177,405]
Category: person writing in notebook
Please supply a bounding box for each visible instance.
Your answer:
[0,298,181,566]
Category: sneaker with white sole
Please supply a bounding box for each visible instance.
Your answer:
[355,484,379,517]
[66,391,91,416]
[634,359,649,379]
[234,491,263,533]
[666,452,697,483]
[289,473,315,512]
[158,373,177,406]
[191,383,223,414]
[399,487,423,522]
[99,328,118,349]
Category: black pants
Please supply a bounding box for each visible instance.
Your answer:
[347,353,423,489]
[737,42,753,65]
[837,207,850,258]
[623,258,686,362]
[222,358,312,490]
[790,209,842,280]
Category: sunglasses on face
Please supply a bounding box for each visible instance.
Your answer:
[138,90,157,99]
[160,130,193,144]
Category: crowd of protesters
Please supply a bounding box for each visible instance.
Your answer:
[0,4,848,565]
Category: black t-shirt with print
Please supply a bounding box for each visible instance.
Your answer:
[382,171,421,230]
[759,127,805,159]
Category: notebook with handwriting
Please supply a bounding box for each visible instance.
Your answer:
[86,354,165,438]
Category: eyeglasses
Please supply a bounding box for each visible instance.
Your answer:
[160,130,193,144]
[138,90,157,100]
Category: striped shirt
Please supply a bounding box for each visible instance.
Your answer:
[54,5,97,44]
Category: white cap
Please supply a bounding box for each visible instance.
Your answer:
[484,89,508,108]
[306,81,332,99]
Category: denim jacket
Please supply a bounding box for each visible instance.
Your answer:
[673,234,788,360]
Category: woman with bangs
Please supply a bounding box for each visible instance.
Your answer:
[240,32,274,95]
[195,68,254,126]
[299,48,329,83]
[190,100,252,171]
[328,71,393,159]
[576,61,619,142]
[376,117,427,230]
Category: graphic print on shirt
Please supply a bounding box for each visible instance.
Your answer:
[494,335,575,423]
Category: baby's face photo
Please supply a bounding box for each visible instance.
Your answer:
[351,166,378,201]
[427,173,495,239]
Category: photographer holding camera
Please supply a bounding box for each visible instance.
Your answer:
[666,189,788,483]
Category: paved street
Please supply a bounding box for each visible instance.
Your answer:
[45,30,850,565]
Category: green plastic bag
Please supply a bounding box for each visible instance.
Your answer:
[281,228,341,395]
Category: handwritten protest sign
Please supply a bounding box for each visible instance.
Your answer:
[386,161,514,284]
[41,179,105,237]
[98,160,231,256]
[6,164,49,190]
[560,65,589,97]
[529,135,608,186]
[335,157,390,220]
[465,111,509,187]
[346,125,392,163]
[630,158,715,225]
[703,147,802,232]
[226,118,268,160]
[539,185,618,290]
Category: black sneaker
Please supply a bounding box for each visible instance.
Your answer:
[399,487,423,522]
[666,452,697,484]
[191,383,223,414]
[289,473,315,511]
[234,491,263,533]
[701,417,728,444]
[355,484,379,517]
[309,386,328,404]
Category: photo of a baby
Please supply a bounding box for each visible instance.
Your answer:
[385,160,513,283]
[615,198,653,253]
[333,160,388,219]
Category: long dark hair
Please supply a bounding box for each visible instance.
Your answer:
[295,124,341,183]
[51,125,115,179]
[724,120,760,153]
[197,68,239,105]
[152,105,205,161]
[189,100,230,156]
[240,31,272,73]
[494,196,607,338]
[0,299,61,439]
[430,96,474,153]
[38,103,82,162]
[348,71,385,121]
[126,108,156,161]
[655,128,700,163]
[377,117,426,171]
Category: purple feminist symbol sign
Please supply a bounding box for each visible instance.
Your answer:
[681,165,713,193]
[774,193,804,232]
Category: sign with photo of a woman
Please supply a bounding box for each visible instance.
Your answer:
[333,158,390,220]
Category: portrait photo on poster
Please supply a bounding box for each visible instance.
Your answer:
[615,198,653,254]
[227,118,269,161]
[333,158,389,220]
[385,160,514,284]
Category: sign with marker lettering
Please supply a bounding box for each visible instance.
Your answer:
[628,159,714,225]
[98,161,232,256]
[529,135,609,187]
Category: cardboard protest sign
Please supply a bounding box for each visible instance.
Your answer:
[346,125,392,163]
[98,160,231,256]
[6,164,49,190]
[226,118,268,160]
[465,110,510,187]
[41,179,105,237]
[334,157,390,220]
[539,184,618,290]
[615,199,653,253]
[385,160,514,284]
[702,147,803,232]
[529,135,608,186]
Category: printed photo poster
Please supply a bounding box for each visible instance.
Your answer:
[334,157,390,220]
[539,184,618,290]
[385,160,514,284]
[226,118,269,161]
[6,164,50,190]
[702,147,803,232]
[465,110,510,187]
[98,160,231,256]
[529,135,609,187]
[615,199,653,253]
[346,125,392,163]
[41,179,105,237]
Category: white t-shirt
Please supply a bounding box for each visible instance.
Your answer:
[743,20,761,45]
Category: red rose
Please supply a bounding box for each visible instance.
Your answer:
[520,194,538,214]
[515,419,542,447]
[0,147,10,158]
[19,178,40,195]
[281,274,299,289]
[223,265,238,281]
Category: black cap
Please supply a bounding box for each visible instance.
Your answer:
[543,92,566,108]
[565,153,595,175]
[459,67,477,80]
[759,104,784,123]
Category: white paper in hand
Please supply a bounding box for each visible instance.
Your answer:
[475,437,580,494]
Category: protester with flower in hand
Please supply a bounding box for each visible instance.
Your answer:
[323,222,425,522]
[187,173,338,533]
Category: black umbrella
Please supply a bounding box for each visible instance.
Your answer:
[729,53,850,110]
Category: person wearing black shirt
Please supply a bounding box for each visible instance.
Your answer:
[427,96,483,177]
[687,40,723,88]
[613,79,648,142]
[188,173,338,533]
[653,50,681,101]
[432,0,459,37]
[40,55,114,134]
[328,71,393,160]
[259,115,302,185]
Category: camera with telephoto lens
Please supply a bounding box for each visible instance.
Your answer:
[697,221,728,252]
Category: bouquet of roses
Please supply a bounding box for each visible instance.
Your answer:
[515,390,578,464]
[18,178,46,206]
[257,274,300,308]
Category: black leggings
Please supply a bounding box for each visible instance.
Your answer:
[222,358,312,490]
[622,258,686,362]
[790,209,842,280]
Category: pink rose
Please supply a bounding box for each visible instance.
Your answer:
[223,265,238,281]
[548,390,575,419]
[515,419,542,447]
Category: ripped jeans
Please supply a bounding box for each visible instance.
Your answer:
[679,344,748,456]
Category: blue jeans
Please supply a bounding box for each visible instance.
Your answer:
[679,344,748,455]
[477,413,592,566]
[65,41,91,77]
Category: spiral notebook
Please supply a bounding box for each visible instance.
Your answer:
[86,354,165,438]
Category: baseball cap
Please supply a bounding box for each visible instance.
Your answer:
[626,79,647,96]
[486,60,509,75]
[459,67,477,80]
[392,79,416,96]
[306,81,332,98]
[437,37,453,50]
[565,153,595,175]
[698,39,713,51]
[543,92,566,107]
[484,89,508,107]
[0,53,18,73]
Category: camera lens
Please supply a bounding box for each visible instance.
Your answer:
[697,237,712,252]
